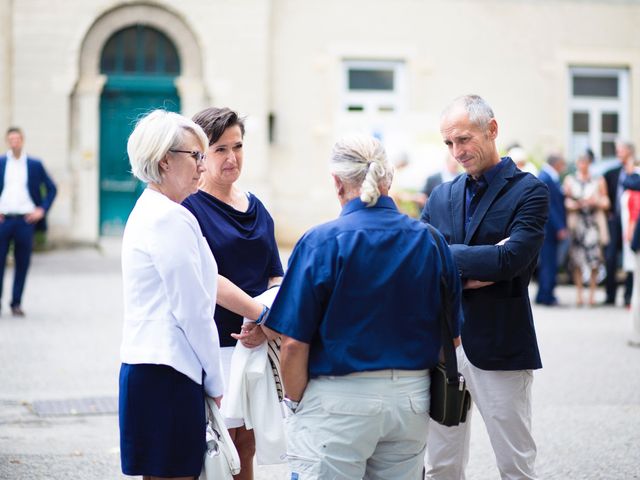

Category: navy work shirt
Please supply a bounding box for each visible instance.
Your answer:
[265,195,462,377]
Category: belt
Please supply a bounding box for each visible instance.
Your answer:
[342,369,430,379]
[2,214,25,219]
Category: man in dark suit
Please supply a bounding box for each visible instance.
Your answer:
[603,141,636,306]
[0,127,57,316]
[535,153,568,306]
[422,95,548,479]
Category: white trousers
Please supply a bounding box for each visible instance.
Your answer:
[286,370,430,480]
[426,346,537,480]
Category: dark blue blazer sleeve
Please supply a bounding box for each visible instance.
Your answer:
[28,159,57,212]
[623,173,640,192]
[449,181,548,281]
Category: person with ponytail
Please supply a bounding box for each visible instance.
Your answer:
[261,134,463,480]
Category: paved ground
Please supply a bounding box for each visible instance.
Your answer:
[0,242,639,479]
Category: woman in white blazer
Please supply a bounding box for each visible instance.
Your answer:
[118,109,224,479]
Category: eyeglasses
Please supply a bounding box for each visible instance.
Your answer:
[169,149,207,165]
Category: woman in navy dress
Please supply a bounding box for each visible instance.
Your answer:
[183,107,283,480]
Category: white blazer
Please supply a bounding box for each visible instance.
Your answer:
[120,188,224,398]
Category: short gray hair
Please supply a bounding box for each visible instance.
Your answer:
[330,134,394,207]
[442,94,495,131]
[616,139,636,156]
[127,109,208,184]
[547,152,564,167]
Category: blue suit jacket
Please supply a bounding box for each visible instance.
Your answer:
[537,167,566,242]
[0,155,57,231]
[421,158,548,370]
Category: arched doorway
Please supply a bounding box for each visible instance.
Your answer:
[99,25,181,235]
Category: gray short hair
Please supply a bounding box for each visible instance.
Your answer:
[616,139,636,156]
[442,94,495,131]
[546,153,564,167]
[330,134,394,207]
[127,109,208,184]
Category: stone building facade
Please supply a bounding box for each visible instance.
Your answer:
[1,0,639,245]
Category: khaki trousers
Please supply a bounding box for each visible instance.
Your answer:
[286,370,430,480]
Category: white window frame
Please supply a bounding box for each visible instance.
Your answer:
[568,67,629,162]
[341,60,405,115]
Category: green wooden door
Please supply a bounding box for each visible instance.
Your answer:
[99,26,181,235]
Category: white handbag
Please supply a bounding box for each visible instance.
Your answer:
[199,397,241,480]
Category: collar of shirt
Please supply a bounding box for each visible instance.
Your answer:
[340,195,397,216]
[466,174,487,196]
[6,150,27,163]
[541,162,560,182]
[465,156,508,191]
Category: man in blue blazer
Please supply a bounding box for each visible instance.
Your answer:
[535,153,568,306]
[422,95,548,480]
[0,127,57,316]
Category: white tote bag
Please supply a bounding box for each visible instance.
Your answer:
[199,397,241,480]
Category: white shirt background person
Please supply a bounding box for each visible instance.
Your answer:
[0,149,37,215]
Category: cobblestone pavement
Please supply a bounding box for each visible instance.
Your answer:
[0,243,639,479]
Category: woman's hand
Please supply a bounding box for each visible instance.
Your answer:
[464,279,494,289]
[231,322,267,348]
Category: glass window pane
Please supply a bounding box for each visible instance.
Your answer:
[601,112,619,134]
[348,69,394,91]
[100,26,180,75]
[164,38,180,74]
[347,105,364,112]
[143,29,158,73]
[601,141,616,158]
[573,76,618,97]
[572,112,589,133]
[100,38,117,73]
[121,27,137,73]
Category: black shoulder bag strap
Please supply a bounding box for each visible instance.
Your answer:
[426,224,459,385]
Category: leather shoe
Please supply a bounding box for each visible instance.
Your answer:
[11,306,25,317]
[536,299,563,307]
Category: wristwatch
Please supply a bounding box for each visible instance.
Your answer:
[283,396,300,413]
[255,305,270,326]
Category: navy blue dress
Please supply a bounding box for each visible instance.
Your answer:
[183,190,284,346]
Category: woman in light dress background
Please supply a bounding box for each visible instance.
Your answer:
[563,149,610,306]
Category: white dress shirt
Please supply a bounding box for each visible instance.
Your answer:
[120,188,224,398]
[0,150,36,214]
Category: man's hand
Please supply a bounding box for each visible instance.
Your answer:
[231,322,267,348]
[25,207,45,224]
